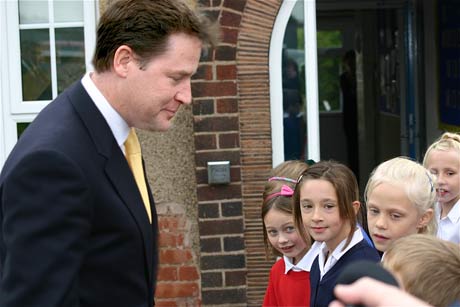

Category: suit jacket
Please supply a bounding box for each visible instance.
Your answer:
[0,81,158,306]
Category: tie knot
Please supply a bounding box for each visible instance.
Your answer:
[125,128,141,155]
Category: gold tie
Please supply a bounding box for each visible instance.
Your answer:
[124,128,152,223]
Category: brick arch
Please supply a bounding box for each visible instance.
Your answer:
[237,0,282,305]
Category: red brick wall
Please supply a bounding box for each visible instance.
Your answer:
[156,206,201,307]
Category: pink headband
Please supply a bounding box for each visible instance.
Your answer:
[265,184,295,201]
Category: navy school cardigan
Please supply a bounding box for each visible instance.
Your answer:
[309,240,381,307]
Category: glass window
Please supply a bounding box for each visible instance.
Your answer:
[282,1,307,161]
[17,122,31,139]
[54,0,83,22]
[55,27,85,93]
[17,0,85,102]
[19,0,49,24]
[20,29,52,101]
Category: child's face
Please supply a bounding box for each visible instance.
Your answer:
[425,149,460,208]
[367,182,423,252]
[299,179,351,252]
[264,208,308,263]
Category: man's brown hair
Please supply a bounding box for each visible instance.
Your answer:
[92,0,219,72]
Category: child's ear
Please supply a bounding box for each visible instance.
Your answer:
[352,201,360,215]
[416,208,434,230]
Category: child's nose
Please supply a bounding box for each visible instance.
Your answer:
[311,207,322,221]
[375,215,387,229]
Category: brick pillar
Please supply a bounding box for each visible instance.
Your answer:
[193,0,247,306]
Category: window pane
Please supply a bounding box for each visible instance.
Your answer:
[282,0,306,161]
[20,29,52,101]
[19,0,49,24]
[317,31,342,48]
[318,55,341,112]
[54,0,83,22]
[55,27,85,94]
[17,122,31,139]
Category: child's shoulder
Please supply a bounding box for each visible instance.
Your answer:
[345,240,380,262]
[270,257,286,274]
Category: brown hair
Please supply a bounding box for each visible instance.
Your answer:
[261,160,310,259]
[383,234,460,307]
[93,0,219,72]
[293,160,360,250]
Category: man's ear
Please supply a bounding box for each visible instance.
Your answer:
[417,208,434,231]
[112,45,135,77]
[352,201,360,215]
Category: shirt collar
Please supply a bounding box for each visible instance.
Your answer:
[437,200,460,223]
[81,72,130,153]
[318,227,364,278]
[283,241,322,274]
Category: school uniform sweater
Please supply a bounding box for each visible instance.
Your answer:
[263,243,322,307]
[309,240,380,307]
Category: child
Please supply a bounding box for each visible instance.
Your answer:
[423,132,460,244]
[261,160,320,307]
[382,234,460,307]
[293,160,380,307]
[365,156,437,253]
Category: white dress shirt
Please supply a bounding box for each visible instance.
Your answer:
[81,72,130,152]
[284,241,322,274]
[318,228,364,280]
[436,200,460,244]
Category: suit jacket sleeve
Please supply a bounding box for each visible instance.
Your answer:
[0,150,92,306]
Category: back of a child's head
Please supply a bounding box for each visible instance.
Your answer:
[423,132,460,166]
[293,160,360,247]
[262,160,309,258]
[382,234,460,307]
[364,156,437,234]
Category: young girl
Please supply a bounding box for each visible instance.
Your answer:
[365,156,437,253]
[423,132,460,244]
[262,160,320,307]
[293,160,380,307]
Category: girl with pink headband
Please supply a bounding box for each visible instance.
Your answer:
[261,160,321,307]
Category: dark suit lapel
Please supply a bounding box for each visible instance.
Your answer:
[66,81,154,283]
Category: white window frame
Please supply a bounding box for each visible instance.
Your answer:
[0,0,98,167]
[269,0,320,167]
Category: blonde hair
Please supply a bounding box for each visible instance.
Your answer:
[261,160,310,259]
[423,132,460,166]
[364,156,437,235]
[382,234,460,307]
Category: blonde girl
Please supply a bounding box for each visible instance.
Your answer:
[365,157,437,253]
[293,160,380,307]
[262,160,318,307]
[423,132,460,244]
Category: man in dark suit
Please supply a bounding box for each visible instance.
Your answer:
[0,1,217,306]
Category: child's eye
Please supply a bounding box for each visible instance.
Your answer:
[447,171,455,176]
[390,213,402,220]
[267,229,278,236]
[324,203,335,210]
[285,226,296,233]
[368,208,379,215]
[301,203,312,210]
